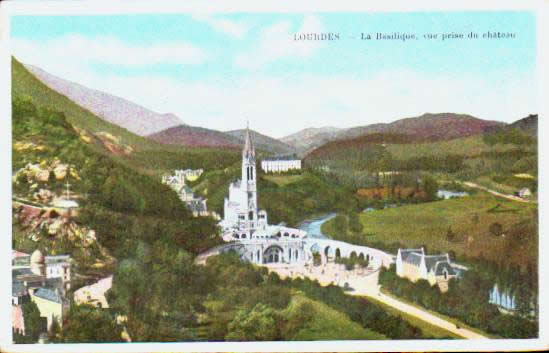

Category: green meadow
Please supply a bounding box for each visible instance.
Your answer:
[323,191,537,267]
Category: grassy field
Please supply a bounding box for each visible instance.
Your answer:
[323,191,537,267]
[385,135,529,160]
[364,295,459,339]
[262,174,305,186]
[287,294,386,340]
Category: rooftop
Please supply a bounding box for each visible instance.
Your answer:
[45,255,71,264]
[33,287,63,304]
[424,255,450,272]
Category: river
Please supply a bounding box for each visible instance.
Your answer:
[298,213,336,239]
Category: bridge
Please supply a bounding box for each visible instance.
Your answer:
[304,238,395,268]
[195,237,394,270]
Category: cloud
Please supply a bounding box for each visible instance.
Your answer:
[12,34,207,68]
[11,34,535,138]
[234,15,324,69]
[192,15,249,39]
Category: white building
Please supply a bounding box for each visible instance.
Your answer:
[221,127,268,236]
[261,156,301,173]
[220,127,308,264]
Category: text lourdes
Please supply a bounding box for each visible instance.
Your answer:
[294,32,340,41]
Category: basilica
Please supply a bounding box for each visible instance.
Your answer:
[219,126,309,265]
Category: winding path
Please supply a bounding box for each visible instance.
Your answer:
[462,181,534,204]
[350,289,489,339]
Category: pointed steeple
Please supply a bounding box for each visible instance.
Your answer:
[243,121,255,158]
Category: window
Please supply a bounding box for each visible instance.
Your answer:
[249,211,253,220]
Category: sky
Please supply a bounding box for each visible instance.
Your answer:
[10,11,537,138]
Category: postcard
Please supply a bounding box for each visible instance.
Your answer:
[1,0,548,352]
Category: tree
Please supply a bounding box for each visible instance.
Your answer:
[348,212,363,234]
[21,300,42,343]
[446,227,456,242]
[312,252,322,266]
[333,214,348,235]
[48,317,61,343]
[281,301,314,339]
[489,222,504,237]
[422,175,439,201]
[225,304,280,341]
[59,304,124,342]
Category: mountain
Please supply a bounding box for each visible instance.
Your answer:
[225,129,296,155]
[12,57,240,176]
[23,63,184,136]
[338,113,505,141]
[281,127,344,153]
[509,114,537,136]
[147,125,242,148]
[285,113,504,153]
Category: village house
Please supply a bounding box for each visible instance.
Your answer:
[12,249,73,332]
[162,169,214,218]
[29,287,70,330]
[74,275,113,309]
[395,248,459,292]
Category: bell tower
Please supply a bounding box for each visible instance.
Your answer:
[241,123,258,228]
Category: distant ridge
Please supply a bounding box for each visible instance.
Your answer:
[281,127,343,153]
[226,129,296,155]
[24,63,184,136]
[283,113,505,153]
[147,125,241,148]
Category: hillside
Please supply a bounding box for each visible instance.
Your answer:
[147,124,241,148]
[12,58,161,150]
[225,129,296,155]
[285,113,505,153]
[24,64,183,136]
[12,58,240,176]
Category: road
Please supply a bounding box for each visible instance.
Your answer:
[349,287,489,339]
[462,181,534,204]
[268,264,489,340]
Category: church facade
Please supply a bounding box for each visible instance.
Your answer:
[219,127,308,265]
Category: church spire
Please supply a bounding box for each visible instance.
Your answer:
[243,121,255,158]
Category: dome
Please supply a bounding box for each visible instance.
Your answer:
[30,249,45,265]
